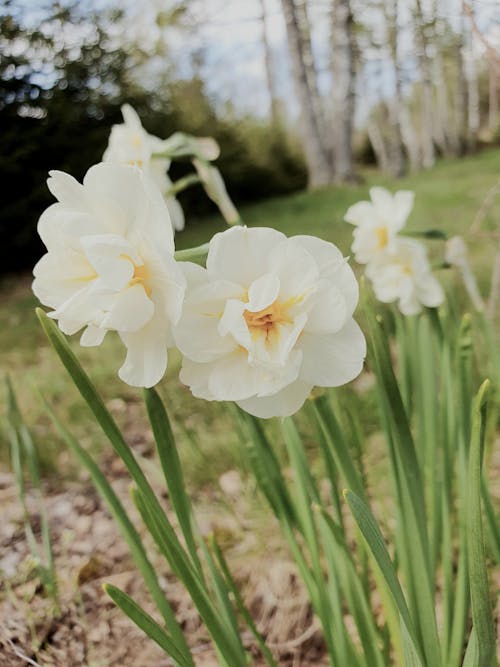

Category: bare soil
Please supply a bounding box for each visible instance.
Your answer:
[0,457,328,667]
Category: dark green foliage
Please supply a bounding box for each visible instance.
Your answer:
[0,1,306,274]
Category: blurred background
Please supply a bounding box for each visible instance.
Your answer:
[1,0,499,273]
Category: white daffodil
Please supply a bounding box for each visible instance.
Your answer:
[32,163,186,387]
[103,104,185,232]
[192,159,240,225]
[365,237,444,316]
[345,187,414,264]
[174,226,366,418]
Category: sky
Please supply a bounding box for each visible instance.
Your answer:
[160,0,500,121]
[6,0,500,124]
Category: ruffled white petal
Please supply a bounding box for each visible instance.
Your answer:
[236,379,313,419]
[304,283,347,334]
[246,273,280,312]
[207,226,285,285]
[269,239,319,302]
[118,315,168,388]
[100,284,154,332]
[298,319,366,387]
[80,325,107,347]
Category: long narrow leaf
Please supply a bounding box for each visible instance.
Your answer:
[41,396,193,664]
[345,489,425,665]
[466,380,496,667]
[143,387,202,574]
[104,584,192,667]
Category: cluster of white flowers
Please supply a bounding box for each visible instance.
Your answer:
[33,163,366,418]
[345,187,444,315]
[103,104,240,232]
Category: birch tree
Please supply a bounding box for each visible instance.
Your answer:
[384,0,407,176]
[331,0,357,182]
[259,0,281,127]
[281,0,332,187]
[414,0,435,168]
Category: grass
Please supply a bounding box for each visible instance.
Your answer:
[1,148,499,483]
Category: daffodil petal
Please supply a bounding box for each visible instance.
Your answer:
[207,226,286,285]
[299,319,366,387]
[236,379,313,419]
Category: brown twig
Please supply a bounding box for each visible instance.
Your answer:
[2,636,43,667]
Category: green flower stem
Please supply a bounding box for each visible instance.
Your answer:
[174,243,209,265]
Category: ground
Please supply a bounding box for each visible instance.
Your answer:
[1,149,499,665]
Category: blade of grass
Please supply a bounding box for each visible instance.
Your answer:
[103,584,192,667]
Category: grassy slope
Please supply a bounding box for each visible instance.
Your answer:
[1,149,499,481]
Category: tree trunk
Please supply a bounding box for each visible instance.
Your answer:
[454,28,468,155]
[259,0,281,127]
[400,104,422,171]
[295,0,326,139]
[488,66,499,135]
[465,19,480,151]
[385,0,406,177]
[281,0,332,187]
[414,0,435,168]
[330,0,357,182]
[433,50,453,156]
[367,117,390,173]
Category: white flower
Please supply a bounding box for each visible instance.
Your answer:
[103,104,185,231]
[345,187,414,264]
[174,226,366,418]
[366,238,444,315]
[192,159,240,225]
[32,163,186,387]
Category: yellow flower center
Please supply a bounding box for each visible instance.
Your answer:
[375,226,389,249]
[244,301,286,334]
[129,262,152,297]
[243,294,304,341]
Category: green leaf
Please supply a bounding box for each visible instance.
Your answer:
[401,617,424,667]
[6,377,58,603]
[104,584,192,667]
[310,395,366,501]
[210,537,278,667]
[461,628,479,667]
[345,490,425,665]
[40,395,193,665]
[466,380,496,667]
[132,488,248,667]
[143,387,202,574]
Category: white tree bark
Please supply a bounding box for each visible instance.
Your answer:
[414,0,435,168]
[295,0,326,139]
[385,0,406,177]
[331,0,357,182]
[399,104,422,171]
[433,50,453,156]
[259,0,281,127]
[281,0,332,187]
[488,66,499,134]
[464,19,480,151]
[367,116,390,173]
[454,27,468,155]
